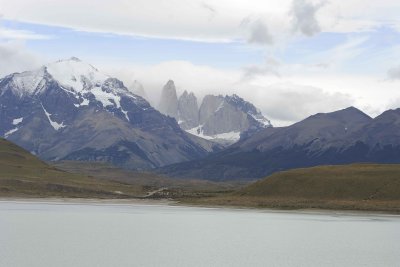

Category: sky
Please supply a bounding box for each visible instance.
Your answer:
[1,0,400,126]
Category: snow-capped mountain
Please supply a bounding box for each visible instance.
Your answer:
[0,58,221,169]
[156,80,272,144]
[193,94,272,143]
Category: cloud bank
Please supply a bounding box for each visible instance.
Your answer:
[0,0,399,43]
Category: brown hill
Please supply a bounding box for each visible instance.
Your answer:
[0,138,143,198]
[186,164,400,212]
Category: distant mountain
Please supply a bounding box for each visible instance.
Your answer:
[190,94,272,143]
[0,58,221,169]
[129,80,147,99]
[157,80,179,118]
[158,107,400,181]
[156,80,272,144]
[178,90,199,130]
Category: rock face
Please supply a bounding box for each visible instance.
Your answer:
[0,58,221,169]
[157,82,272,144]
[188,94,272,144]
[129,80,147,99]
[159,107,400,181]
[178,91,199,130]
[157,80,178,119]
[200,94,271,136]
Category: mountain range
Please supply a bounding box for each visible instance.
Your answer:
[159,107,400,181]
[2,57,400,182]
[157,80,272,144]
[0,57,221,169]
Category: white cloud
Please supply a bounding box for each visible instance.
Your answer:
[250,83,354,125]
[100,60,365,126]
[0,27,51,40]
[0,0,399,43]
[101,60,241,106]
[0,41,45,77]
[243,18,274,45]
[387,66,400,80]
[290,0,326,36]
[242,57,281,80]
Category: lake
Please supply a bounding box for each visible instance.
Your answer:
[1,200,400,267]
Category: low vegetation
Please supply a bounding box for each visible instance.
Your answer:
[0,138,144,198]
[0,138,236,198]
[182,164,400,213]
[2,137,400,213]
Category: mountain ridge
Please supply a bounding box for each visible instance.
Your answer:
[158,106,400,181]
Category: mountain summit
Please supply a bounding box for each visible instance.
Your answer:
[157,80,179,118]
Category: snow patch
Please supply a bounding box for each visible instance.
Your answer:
[4,127,18,138]
[81,98,90,106]
[10,68,46,96]
[186,126,241,142]
[41,104,66,130]
[12,117,23,125]
[91,87,121,107]
[215,102,225,113]
[74,97,90,108]
[251,114,271,127]
[121,109,130,121]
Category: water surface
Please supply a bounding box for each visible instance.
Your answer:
[1,200,399,267]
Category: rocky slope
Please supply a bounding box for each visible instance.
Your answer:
[190,94,272,143]
[178,91,199,130]
[158,107,400,181]
[0,58,220,169]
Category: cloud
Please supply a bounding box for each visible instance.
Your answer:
[101,60,241,106]
[101,60,359,126]
[0,41,45,77]
[251,83,354,125]
[242,57,280,80]
[0,0,397,43]
[0,27,51,40]
[200,2,217,19]
[290,0,326,36]
[387,66,400,80]
[246,19,274,45]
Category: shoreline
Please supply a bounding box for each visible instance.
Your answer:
[1,197,399,217]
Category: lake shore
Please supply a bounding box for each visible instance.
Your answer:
[1,197,399,217]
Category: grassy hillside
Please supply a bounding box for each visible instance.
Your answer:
[53,161,240,198]
[0,138,144,198]
[184,164,400,212]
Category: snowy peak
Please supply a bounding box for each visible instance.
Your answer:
[1,67,48,97]
[45,57,108,92]
[224,94,272,128]
[0,57,156,137]
[176,92,272,144]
